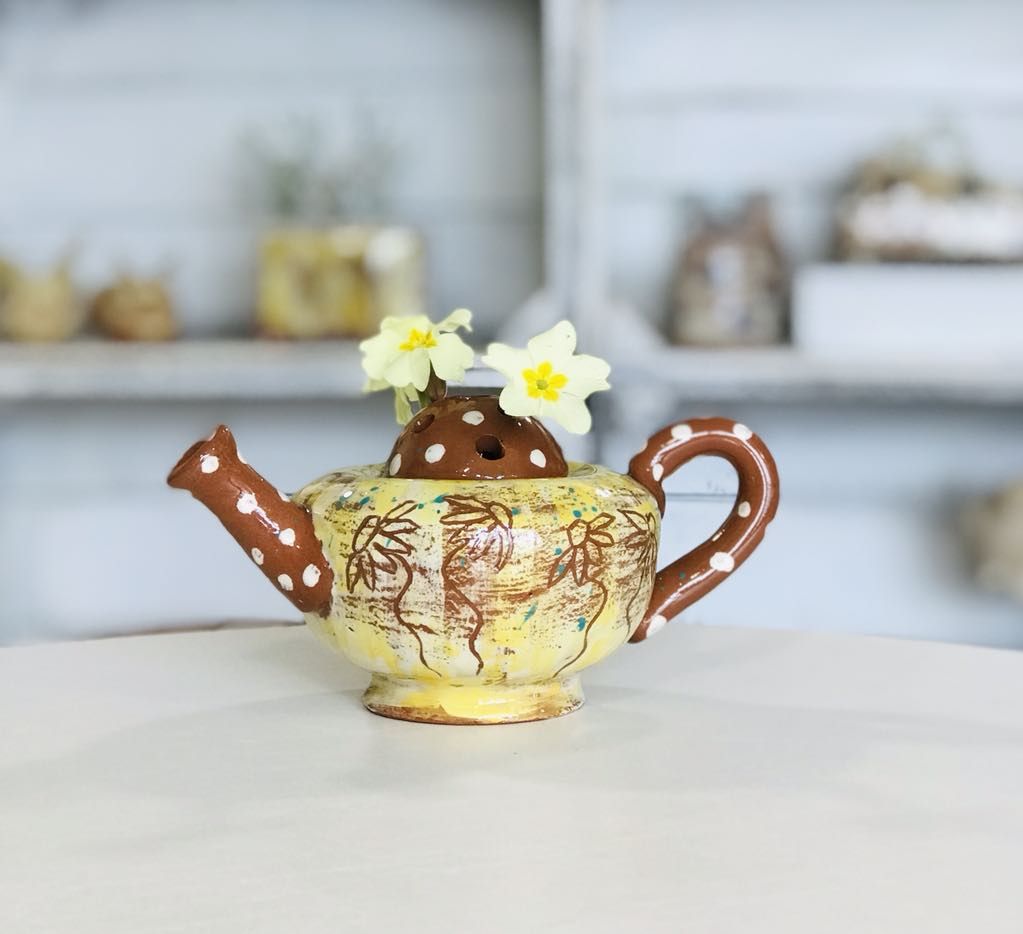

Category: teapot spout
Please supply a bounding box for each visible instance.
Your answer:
[167,425,333,616]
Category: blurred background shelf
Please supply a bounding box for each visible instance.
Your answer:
[619,348,1023,405]
[3,341,1023,405]
[0,340,368,401]
[0,339,489,401]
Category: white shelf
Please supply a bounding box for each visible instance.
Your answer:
[1,340,1021,405]
[614,347,1023,405]
[0,339,500,402]
[0,340,366,401]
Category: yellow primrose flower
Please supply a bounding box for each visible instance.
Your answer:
[360,308,474,394]
[482,320,610,434]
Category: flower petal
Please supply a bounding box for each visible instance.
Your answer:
[563,353,611,397]
[379,314,431,335]
[386,348,432,391]
[482,342,531,381]
[436,307,473,333]
[548,394,592,434]
[359,330,402,380]
[497,382,539,418]
[527,320,577,368]
[429,331,475,382]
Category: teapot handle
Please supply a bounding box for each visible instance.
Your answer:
[627,417,780,642]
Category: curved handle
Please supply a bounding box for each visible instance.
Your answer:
[627,417,779,642]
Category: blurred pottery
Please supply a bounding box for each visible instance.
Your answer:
[168,395,780,725]
[962,482,1023,603]
[0,258,83,342]
[257,225,424,340]
[92,275,177,341]
[671,194,787,346]
[835,130,1023,262]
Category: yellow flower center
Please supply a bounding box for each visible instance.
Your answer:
[522,360,568,401]
[399,327,437,351]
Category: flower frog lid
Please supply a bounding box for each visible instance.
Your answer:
[385,394,568,481]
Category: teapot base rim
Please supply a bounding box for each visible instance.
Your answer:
[362,673,585,725]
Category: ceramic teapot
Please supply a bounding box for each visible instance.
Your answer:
[168,395,778,724]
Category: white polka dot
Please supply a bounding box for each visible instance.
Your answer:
[646,613,668,638]
[424,443,445,464]
[389,453,402,475]
[710,552,735,573]
[462,410,485,426]
[236,492,258,514]
[712,530,723,541]
[250,547,264,565]
[652,463,664,482]
[732,423,753,441]
[278,489,290,502]
[671,423,693,442]
[302,564,321,587]
[279,528,296,546]
[277,573,294,591]
[341,489,353,499]
[529,448,546,468]
[199,454,219,474]
[737,500,751,518]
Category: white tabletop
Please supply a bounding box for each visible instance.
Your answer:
[2,622,1022,933]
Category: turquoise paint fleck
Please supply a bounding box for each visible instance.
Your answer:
[511,507,521,516]
[433,494,446,503]
[572,509,582,518]
[556,563,566,576]
[523,603,537,621]
[358,496,370,506]
[576,617,586,630]
[553,546,562,555]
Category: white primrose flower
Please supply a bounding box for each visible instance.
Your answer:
[360,308,474,394]
[481,320,610,434]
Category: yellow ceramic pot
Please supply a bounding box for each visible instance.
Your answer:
[295,463,659,722]
[168,395,779,724]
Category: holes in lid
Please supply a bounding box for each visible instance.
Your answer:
[475,435,505,460]
[412,412,435,433]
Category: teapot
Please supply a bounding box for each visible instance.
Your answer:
[168,394,778,724]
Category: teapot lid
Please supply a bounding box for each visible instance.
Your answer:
[385,394,568,481]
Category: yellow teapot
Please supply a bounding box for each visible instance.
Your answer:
[169,392,778,724]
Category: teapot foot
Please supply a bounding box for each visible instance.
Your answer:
[362,673,585,725]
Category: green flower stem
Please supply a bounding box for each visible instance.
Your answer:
[424,368,447,404]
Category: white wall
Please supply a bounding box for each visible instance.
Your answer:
[595,0,1023,648]
[3,0,1022,650]
[0,0,544,642]
[0,0,542,335]
[603,0,1023,325]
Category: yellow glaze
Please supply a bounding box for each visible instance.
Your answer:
[295,463,660,723]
